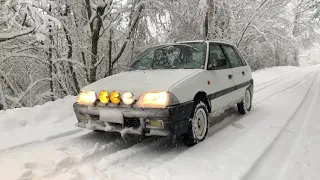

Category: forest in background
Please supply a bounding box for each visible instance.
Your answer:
[0,0,319,109]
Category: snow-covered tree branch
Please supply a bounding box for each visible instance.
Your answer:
[0,26,35,42]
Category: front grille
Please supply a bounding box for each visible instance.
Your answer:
[83,112,141,128]
[124,118,140,128]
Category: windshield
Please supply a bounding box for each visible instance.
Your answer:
[130,42,207,70]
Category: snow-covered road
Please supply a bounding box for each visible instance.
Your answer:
[1,65,320,180]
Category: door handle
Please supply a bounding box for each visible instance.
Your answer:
[228,74,233,79]
[242,71,245,76]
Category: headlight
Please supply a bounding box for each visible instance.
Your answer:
[136,92,179,108]
[99,90,109,104]
[77,91,96,105]
[122,92,135,105]
[110,91,121,105]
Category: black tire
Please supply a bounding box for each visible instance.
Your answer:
[93,130,105,133]
[237,87,252,115]
[182,101,209,146]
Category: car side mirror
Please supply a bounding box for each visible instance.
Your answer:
[208,58,228,70]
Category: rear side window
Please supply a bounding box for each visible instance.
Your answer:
[234,48,247,66]
[222,45,243,68]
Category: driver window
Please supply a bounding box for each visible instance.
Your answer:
[208,43,229,70]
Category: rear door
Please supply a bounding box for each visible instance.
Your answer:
[207,43,235,111]
[234,47,253,85]
[221,45,247,103]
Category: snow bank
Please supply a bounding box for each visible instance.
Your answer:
[0,96,79,152]
[0,96,76,133]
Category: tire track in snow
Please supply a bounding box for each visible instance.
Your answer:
[241,71,320,180]
[36,136,182,179]
[95,137,168,169]
[254,71,317,105]
[95,139,189,180]
[254,72,294,92]
[278,72,320,179]
[254,69,299,87]
[0,129,83,153]
[245,71,320,180]
[8,132,141,179]
[37,135,150,179]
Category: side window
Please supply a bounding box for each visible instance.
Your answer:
[208,43,229,70]
[222,45,242,68]
[239,55,247,66]
[234,48,247,66]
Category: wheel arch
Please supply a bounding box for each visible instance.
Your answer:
[248,79,254,97]
[193,91,211,113]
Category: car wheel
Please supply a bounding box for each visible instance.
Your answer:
[182,101,209,146]
[237,87,252,114]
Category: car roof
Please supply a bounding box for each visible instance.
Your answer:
[177,40,233,46]
[148,40,235,48]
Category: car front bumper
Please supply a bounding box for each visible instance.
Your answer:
[73,102,194,136]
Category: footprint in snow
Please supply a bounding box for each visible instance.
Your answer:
[24,161,54,172]
[56,146,69,152]
[232,123,244,129]
[17,170,35,180]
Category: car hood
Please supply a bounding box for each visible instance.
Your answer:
[81,69,202,97]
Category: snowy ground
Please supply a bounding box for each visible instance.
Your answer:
[1,65,320,180]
